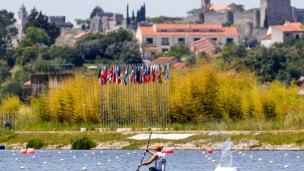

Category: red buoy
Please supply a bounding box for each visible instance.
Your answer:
[162,147,174,154]
[207,147,213,154]
[26,148,35,154]
[20,149,27,154]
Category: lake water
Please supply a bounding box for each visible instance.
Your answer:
[0,149,303,171]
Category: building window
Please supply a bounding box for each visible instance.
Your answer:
[211,38,217,41]
[161,30,167,32]
[193,30,199,32]
[226,38,233,44]
[177,29,183,32]
[151,52,156,56]
[178,38,185,45]
[194,38,200,41]
[161,38,169,46]
[146,38,153,44]
[296,34,300,40]
[162,48,168,53]
[286,33,290,36]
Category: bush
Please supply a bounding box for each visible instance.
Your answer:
[71,136,96,150]
[27,139,44,149]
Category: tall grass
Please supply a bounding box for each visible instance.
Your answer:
[1,59,304,130]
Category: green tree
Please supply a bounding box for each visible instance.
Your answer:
[126,4,131,25]
[19,27,50,47]
[0,10,18,57]
[187,8,202,16]
[13,46,39,65]
[0,60,11,83]
[231,4,245,12]
[25,8,60,45]
[41,45,84,66]
[90,6,104,19]
[132,10,135,21]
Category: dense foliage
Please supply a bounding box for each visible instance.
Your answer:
[25,8,60,45]
[71,136,96,150]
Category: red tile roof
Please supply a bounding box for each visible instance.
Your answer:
[139,24,238,37]
[272,22,304,32]
[191,37,222,54]
[173,63,185,69]
[152,57,176,64]
[23,80,31,86]
[210,4,232,11]
[262,34,272,40]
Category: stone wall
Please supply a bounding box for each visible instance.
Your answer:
[233,11,259,27]
[264,0,293,26]
[204,11,232,24]
[48,16,66,24]
[238,28,267,41]
[292,7,304,24]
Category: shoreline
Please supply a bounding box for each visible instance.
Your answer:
[3,130,304,151]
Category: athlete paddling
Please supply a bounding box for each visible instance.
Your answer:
[138,144,166,171]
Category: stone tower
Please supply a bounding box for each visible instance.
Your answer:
[201,0,211,11]
[17,4,28,39]
[260,0,293,27]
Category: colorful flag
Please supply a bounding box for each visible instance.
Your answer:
[107,66,113,82]
[142,65,146,83]
[98,67,101,84]
[124,66,129,85]
[165,63,170,82]
[151,65,155,82]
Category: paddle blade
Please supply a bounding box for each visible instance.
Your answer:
[162,147,174,154]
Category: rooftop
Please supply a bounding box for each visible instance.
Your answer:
[191,37,222,54]
[139,24,238,37]
[272,22,304,32]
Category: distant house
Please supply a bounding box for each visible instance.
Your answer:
[136,23,238,60]
[152,57,185,69]
[261,22,304,47]
[190,37,223,55]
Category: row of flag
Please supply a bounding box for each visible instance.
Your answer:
[97,63,170,85]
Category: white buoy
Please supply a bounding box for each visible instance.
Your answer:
[98,163,102,166]
[20,166,25,169]
[258,158,262,161]
[70,151,73,153]
[58,151,61,154]
[133,151,136,153]
[269,161,274,164]
[41,151,43,153]
[92,152,95,155]
[205,155,208,158]
[15,158,19,160]
[284,154,287,156]
[108,159,112,162]
[208,158,212,160]
[214,165,240,171]
[250,155,253,158]
[12,150,14,153]
[100,151,103,153]
[44,162,47,164]
[202,151,205,155]
[82,167,87,170]
[242,154,245,156]
[284,165,288,168]
[12,153,15,156]
[239,152,242,154]
[73,156,76,158]
[84,154,88,156]
[61,158,64,161]
[127,153,130,155]
[32,156,35,158]
[212,160,217,163]
[116,156,119,158]
[297,156,301,158]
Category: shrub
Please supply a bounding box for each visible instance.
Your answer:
[27,139,44,149]
[71,136,96,150]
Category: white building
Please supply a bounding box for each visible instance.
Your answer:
[136,23,239,60]
[261,22,304,47]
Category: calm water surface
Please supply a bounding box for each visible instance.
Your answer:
[0,150,303,171]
